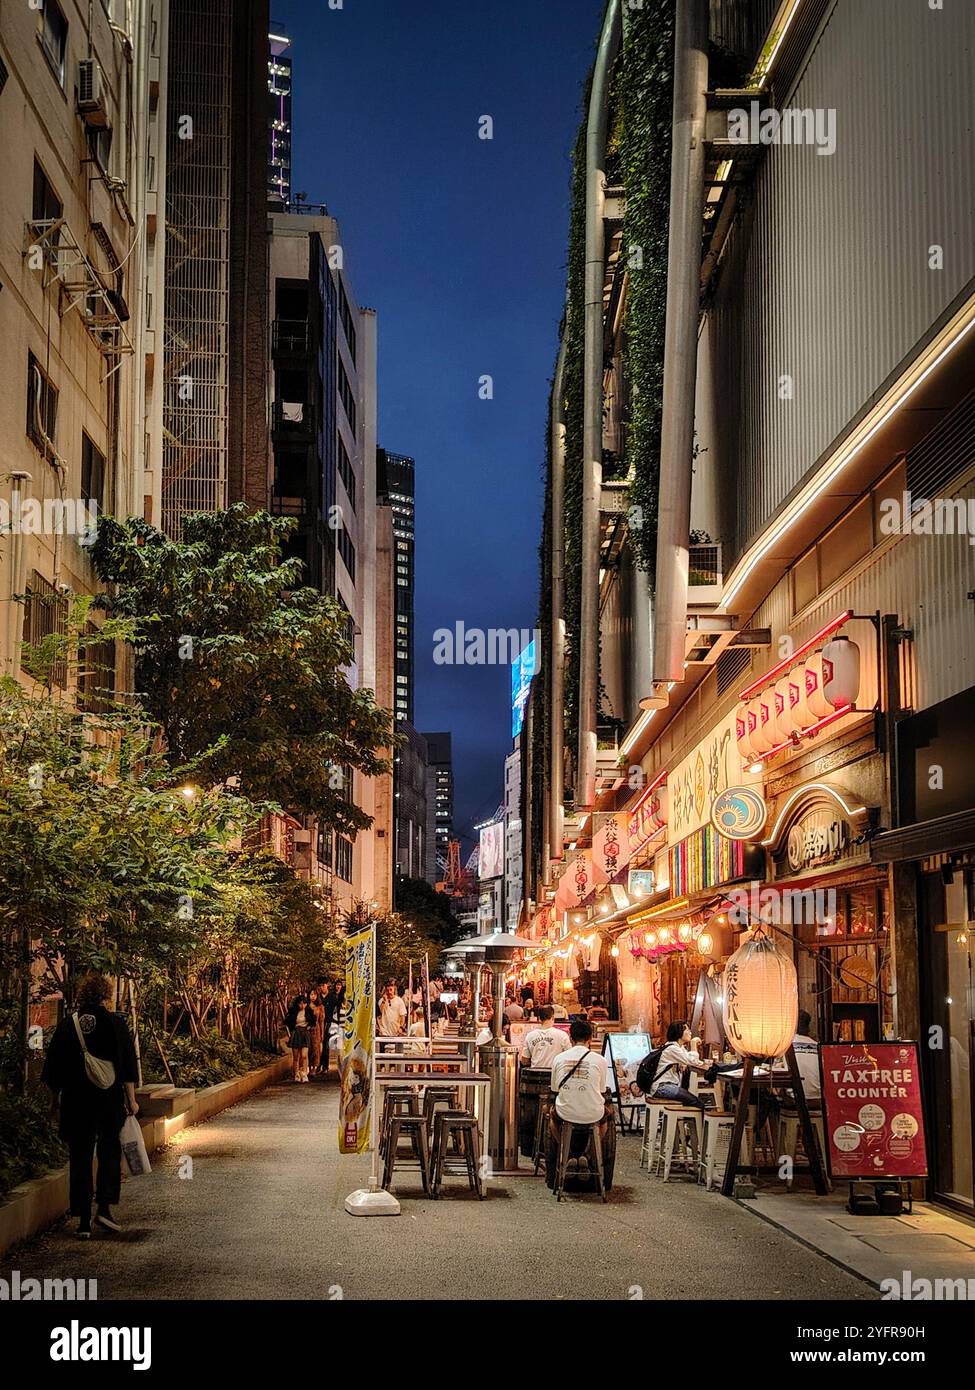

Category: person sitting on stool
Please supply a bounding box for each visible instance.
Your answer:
[545,1019,612,1189]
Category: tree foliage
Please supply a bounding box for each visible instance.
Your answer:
[90,506,393,833]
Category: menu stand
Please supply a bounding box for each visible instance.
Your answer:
[720,1046,829,1198]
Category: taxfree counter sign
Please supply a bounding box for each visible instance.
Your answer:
[820,1042,928,1180]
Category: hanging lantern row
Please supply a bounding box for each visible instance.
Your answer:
[736,635,860,764]
[625,918,710,962]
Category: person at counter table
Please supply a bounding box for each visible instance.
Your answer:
[520,1005,572,1070]
[545,1019,613,1189]
[648,1021,711,1109]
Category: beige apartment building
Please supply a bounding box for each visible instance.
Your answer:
[0,0,159,689]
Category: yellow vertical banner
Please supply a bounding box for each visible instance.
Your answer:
[339,925,374,1154]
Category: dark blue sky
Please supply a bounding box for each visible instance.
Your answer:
[275,0,603,842]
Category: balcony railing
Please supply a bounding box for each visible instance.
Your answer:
[271,399,312,435]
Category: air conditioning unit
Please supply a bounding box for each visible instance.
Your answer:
[77,60,109,128]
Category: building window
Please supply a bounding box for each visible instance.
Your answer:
[338,357,357,434]
[338,282,357,362]
[39,0,68,86]
[21,572,68,687]
[337,522,356,583]
[81,433,105,509]
[77,622,115,713]
[334,835,353,883]
[27,353,58,454]
[337,434,356,511]
[32,159,62,230]
[87,126,113,175]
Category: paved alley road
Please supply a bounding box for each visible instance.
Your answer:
[2,1078,876,1301]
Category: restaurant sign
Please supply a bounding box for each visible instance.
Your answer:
[669,708,762,844]
[763,783,872,881]
[820,1042,928,1180]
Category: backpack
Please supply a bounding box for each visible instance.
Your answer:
[635,1047,664,1096]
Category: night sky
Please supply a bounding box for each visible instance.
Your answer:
[274,0,604,844]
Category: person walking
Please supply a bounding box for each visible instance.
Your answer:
[41,974,140,1239]
[285,992,314,1081]
[308,987,326,1075]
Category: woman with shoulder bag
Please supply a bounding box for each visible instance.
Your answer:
[42,974,140,1239]
[285,992,313,1082]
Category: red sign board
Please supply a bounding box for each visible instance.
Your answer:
[820,1042,928,1180]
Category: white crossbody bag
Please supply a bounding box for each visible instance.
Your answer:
[72,1013,116,1090]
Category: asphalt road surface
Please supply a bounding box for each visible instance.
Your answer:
[2,1076,876,1301]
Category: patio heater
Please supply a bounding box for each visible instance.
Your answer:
[479,931,533,1172]
[444,937,486,1038]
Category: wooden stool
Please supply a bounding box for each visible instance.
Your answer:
[382,1113,431,1194]
[553,1121,607,1203]
[657,1105,703,1181]
[699,1112,737,1190]
[431,1111,483,1198]
[641,1100,672,1171]
[779,1107,830,1190]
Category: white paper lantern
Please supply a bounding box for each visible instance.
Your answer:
[736,705,753,761]
[746,696,770,753]
[773,674,793,742]
[723,930,798,1060]
[804,652,830,720]
[822,636,860,709]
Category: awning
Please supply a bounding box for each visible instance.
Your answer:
[871,808,975,864]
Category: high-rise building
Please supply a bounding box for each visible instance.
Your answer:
[161,0,270,534]
[0,0,153,684]
[267,22,292,206]
[267,204,389,912]
[422,732,454,882]
[377,449,415,725]
[393,724,428,881]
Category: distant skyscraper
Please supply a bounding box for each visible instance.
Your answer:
[423,732,454,881]
[377,449,415,725]
[267,22,293,206]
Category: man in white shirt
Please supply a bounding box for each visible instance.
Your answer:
[377,981,407,1037]
[545,1020,612,1189]
[648,1021,709,1108]
[520,1006,572,1071]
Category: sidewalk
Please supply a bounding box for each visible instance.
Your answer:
[0,1076,876,1301]
[739,1189,975,1293]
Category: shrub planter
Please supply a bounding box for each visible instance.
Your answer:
[0,1054,292,1258]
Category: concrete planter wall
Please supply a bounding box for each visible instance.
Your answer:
[0,1054,291,1258]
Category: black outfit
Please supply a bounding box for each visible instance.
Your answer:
[41,1005,139,1220]
[321,990,339,1071]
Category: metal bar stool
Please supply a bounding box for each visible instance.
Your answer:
[382,1112,432,1194]
[553,1121,607,1202]
[532,1093,555,1175]
[380,1088,421,1160]
[430,1110,483,1198]
[422,1085,460,1139]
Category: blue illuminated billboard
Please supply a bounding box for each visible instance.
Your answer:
[511,640,537,740]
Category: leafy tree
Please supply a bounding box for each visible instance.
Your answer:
[393,875,461,954]
[90,506,393,834]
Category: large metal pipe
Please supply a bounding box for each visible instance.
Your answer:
[548,335,567,871]
[652,0,709,686]
[578,0,623,812]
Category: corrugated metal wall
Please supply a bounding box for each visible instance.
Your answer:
[751,471,975,716]
[707,0,975,565]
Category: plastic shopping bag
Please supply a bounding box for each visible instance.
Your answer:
[120,1114,152,1176]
